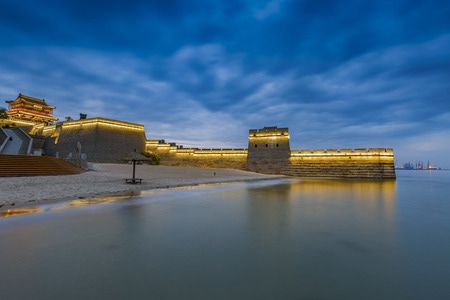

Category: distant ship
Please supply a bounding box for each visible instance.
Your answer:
[397,162,415,170]
[425,160,438,170]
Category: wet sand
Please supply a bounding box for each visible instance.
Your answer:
[0,163,282,211]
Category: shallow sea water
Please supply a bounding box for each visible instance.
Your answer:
[1,171,449,300]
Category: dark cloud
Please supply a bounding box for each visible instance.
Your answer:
[1,0,450,166]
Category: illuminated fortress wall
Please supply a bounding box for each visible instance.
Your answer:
[246,126,291,173]
[245,127,395,178]
[287,148,395,178]
[36,118,146,162]
[147,126,396,179]
[146,140,248,170]
[33,119,394,178]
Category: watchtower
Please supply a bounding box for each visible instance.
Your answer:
[247,126,290,158]
[246,126,291,173]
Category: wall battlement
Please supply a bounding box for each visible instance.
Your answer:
[291,148,394,155]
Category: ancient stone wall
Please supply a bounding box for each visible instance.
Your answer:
[287,148,396,179]
[146,127,395,179]
[146,140,248,170]
[33,121,395,178]
[39,118,146,162]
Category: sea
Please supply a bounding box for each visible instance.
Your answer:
[0,170,449,300]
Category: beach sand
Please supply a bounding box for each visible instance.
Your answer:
[0,163,283,211]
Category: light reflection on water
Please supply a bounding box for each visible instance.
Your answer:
[0,173,449,299]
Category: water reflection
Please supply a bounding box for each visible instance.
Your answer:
[245,178,397,237]
[0,178,414,299]
[240,178,400,297]
[0,193,139,218]
[0,206,43,218]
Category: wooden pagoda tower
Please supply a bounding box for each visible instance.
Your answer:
[5,93,58,125]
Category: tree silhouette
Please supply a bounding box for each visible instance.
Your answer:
[0,107,8,119]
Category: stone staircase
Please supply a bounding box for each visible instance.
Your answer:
[0,127,33,155]
[0,154,87,177]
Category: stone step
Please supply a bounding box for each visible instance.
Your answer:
[0,154,86,177]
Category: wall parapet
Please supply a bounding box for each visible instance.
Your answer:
[291,148,394,156]
[61,117,144,131]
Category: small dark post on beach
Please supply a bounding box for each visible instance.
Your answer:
[132,149,137,181]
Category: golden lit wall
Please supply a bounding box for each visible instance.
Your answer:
[287,148,396,179]
[146,136,395,178]
[146,140,248,170]
[38,118,146,162]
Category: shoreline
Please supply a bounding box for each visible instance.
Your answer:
[0,163,284,213]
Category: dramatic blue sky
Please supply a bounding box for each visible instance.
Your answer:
[1,0,449,168]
